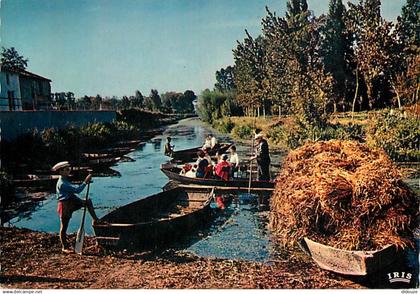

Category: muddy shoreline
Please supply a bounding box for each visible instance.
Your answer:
[0,227,363,289]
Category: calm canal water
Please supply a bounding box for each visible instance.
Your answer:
[7,118,276,262]
[6,117,419,273]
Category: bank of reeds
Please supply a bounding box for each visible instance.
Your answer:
[270,140,419,251]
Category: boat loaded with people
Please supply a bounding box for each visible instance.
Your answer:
[160,164,275,189]
[93,186,215,248]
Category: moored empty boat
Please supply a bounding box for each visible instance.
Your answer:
[300,237,399,276]
[93,186,214,249]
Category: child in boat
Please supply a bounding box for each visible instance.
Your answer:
[215,154,231,181]
[53,161,100,254]
[228,145,240,177]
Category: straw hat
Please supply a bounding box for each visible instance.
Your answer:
[52,161,70,172]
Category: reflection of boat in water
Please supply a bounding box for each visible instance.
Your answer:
[161,164,275,189]
[93,186,214,249]
[299,237,399,276]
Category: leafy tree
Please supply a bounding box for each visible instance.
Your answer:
[0,47,28,70]
[262,7,291,116]
[121,96,130,110]
[149,89,162,111]
[233,32,267,116]
[398,0,420,51]
[214,66,236,92]
[92,94,103,110]
[347,0,396,110]
[77,96,92,110]
[392,0,420,106]
[197,90,240,123]
[321,0,352,112]
[161,91,180,113]
[129,90,144,108]
[66,92,76,110]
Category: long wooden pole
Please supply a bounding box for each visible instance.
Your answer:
[248,115,256,193]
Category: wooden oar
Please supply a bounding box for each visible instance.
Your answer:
[74,182,90,254]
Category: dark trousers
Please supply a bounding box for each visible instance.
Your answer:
[257,162,270,181]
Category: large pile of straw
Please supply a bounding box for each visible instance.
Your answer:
[270,140,419,251]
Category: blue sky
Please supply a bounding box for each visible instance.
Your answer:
[1,0,406,97]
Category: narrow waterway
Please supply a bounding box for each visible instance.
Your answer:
[5,117,419,269]
[6,118,278,262]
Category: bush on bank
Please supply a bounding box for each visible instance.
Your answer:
[366,112,420,162]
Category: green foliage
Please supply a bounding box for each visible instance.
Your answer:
[366,112,420,161]
[1,47,28,70]
[197,90,241,124]
[232,124,253,140]
[215,66,236,92]
[161,90,196,113]
[110,120,139,140]
[213,117,235,134]
[267,118,365,149]
[80,123,113,147]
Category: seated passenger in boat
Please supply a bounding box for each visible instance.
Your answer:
[210,134,219,150]
[202,134,219,151]
[228,145,240,177]
[195,150,210,178]
[215,150,224,165]
[202,134,212,150]
[215,154,231,181]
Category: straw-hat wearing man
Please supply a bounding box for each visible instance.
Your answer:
[52,161,100,253]
[250,133,271,181]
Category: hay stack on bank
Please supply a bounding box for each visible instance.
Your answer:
[270,140,419,251]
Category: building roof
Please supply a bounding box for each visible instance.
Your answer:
[19,69,51,82]
[1,66,51,82]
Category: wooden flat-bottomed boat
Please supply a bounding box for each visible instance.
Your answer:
[300,237,399,276]
[90,147,136,157]
[84,156,122,168]
[13,174,82,191]
[160,165,275,189]
[170,143,233,162]
[93,186,214,249]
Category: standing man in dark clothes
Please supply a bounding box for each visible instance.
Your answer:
[251,133,271,181]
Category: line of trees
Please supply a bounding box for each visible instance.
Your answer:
[52,89,197,113]
[204,0,419,124]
